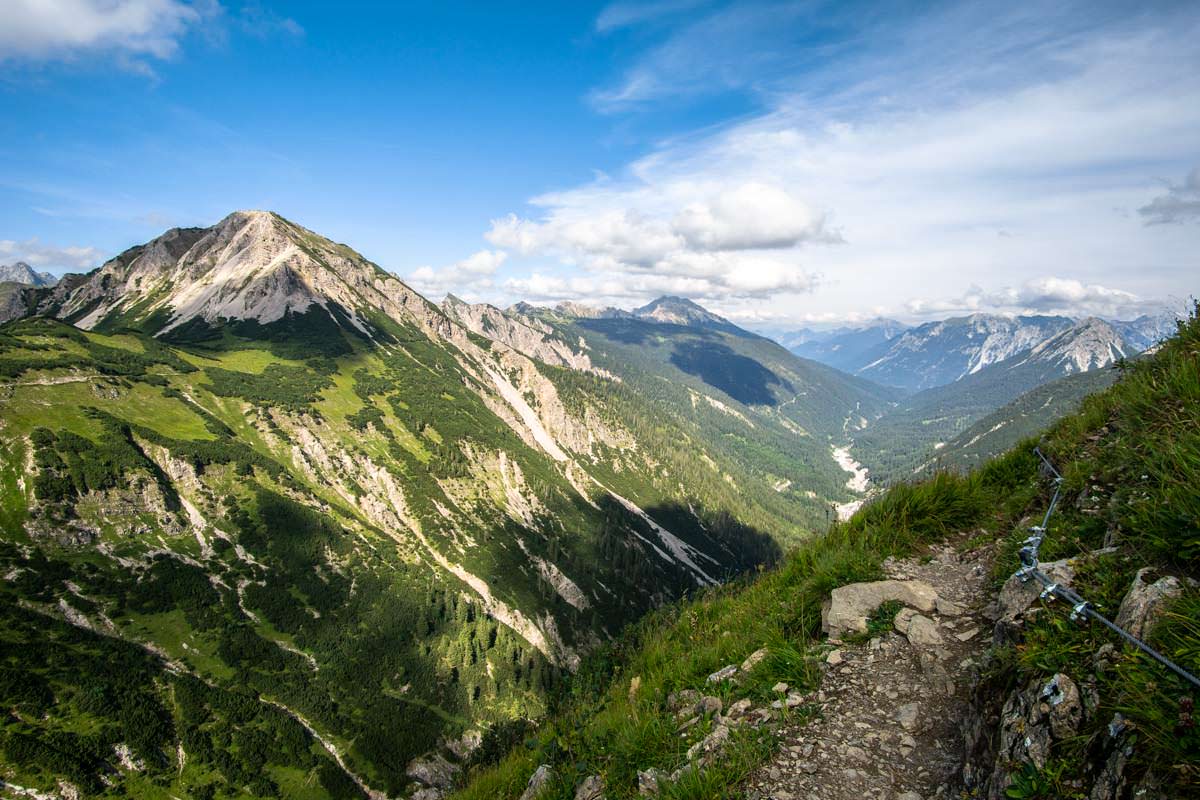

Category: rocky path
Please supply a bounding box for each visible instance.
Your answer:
[744,535,995,800]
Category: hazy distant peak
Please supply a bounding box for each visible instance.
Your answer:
[0,261,57,287]
[632,295,740,332]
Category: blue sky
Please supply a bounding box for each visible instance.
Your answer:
[1,1,1198,326]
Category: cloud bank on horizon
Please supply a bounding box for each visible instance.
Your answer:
[463,0,1199,325]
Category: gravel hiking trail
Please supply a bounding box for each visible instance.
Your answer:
[744,533,995,800]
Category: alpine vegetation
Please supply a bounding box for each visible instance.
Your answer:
[1,1,1197,798]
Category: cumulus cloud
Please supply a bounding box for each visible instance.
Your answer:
[487,2,1198,323]
[904,277,1157,320]
[404,250,507,298]
[0,0,212,63]
[1139,167,1200,225]
[672,183,835,251]
[486,181,827,301]
[502,256,816,305]
[0,237,103,271]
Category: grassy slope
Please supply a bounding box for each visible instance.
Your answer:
[453,307,1200,799]
[0,318,565,797]
[0,310,830,798]
[919,365,1120,476]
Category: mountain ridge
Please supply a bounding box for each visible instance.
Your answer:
[0,210,896,798]
[777,309,1180,392]
[450,304,1200,800]
[0,261,58,287]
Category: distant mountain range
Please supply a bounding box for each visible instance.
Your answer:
[778,318,909,373]
[0,261,58,287]
[776,311,1179,392]
[848,316,1135,480]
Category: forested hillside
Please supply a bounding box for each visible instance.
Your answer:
[0,211,888,799]
[460,303,899,535]
[916,366,1120,475]
[450,304,1200,800]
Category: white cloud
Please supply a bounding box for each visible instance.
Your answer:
[672,183,834,251]
[903,277,1158,320]
[589,1,821,111]
[489,209,681,267]
[485,181,827,301]
[487,2,1200,323]
[0,0,210,63]
[404,249,507,298]
[594,0,707,33]
[498,251,815,307]
[1139,166,1200,225]
[0,237,103,271]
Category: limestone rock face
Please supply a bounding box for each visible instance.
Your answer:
[442,294,607,376]
[964,673,1087,799]
[406,753,459,791]
[706,663,738,683]
[637,768,662,796]
[519,764,554,800]
[1114,567,1192,639]
[822,579,939,637]
[0,283,32,324]
[1044,673,1083,741]
[995,557,1076,620]
[740,647,768,672]
[574,774,605,800]
[685,723,730,762]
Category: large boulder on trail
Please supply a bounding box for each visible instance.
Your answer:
[821,579,938,638]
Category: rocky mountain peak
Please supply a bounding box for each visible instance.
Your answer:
[857,314,1075,390]
[39,210,439,339]
[0,261,58,287]
[443,294,605,374]
[633,295,740,332]
[553,301,622,319]
[1028,316,1127,373]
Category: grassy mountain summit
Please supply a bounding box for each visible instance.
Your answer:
[0,212,891,798]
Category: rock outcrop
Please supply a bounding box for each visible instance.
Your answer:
[1113,567,1193,639]
[821,579,939,637]
[518,764,553,800]
[962,560,1191,800]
